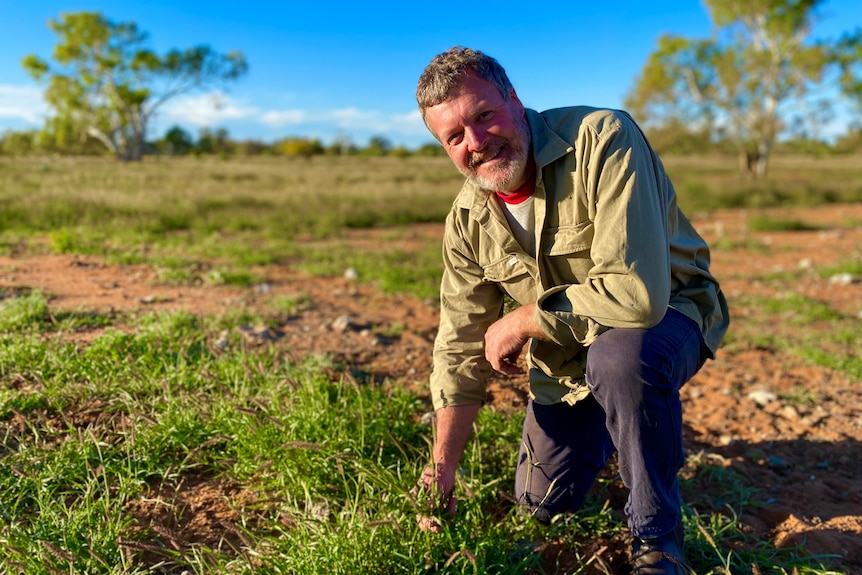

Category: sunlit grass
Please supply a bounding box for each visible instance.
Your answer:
[1,154,859,573]
[726,292,862,380]
[0,293,848,574]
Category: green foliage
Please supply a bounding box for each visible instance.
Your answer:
[195,127,233,156]
[0,130,38,156]
[158,125,195,156]
[275,136,325,157]
[23,11,247,161]
[626,0,860,179]
[361,135,393,157]
[833,126,862,153]
[414,142,446,157]
[834,28,862,109]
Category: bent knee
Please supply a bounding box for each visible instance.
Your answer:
[586,328,647,384]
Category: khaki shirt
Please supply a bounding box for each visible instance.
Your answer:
[430,106,729,410]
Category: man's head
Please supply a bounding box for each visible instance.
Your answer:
[417,47,532,193]
[416,47,515,121]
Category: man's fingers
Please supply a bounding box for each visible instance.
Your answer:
[416,514,443,532]
[488,353,523,375]
[416,495,457,532]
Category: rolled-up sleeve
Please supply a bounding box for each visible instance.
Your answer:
[429,213,504,410]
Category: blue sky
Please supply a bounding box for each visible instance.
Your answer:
[1,0,859,149]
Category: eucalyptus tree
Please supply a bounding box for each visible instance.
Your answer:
[625,0,861,178]
[23,12,247,161]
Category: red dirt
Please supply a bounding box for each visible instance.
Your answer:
[1,203,861,573]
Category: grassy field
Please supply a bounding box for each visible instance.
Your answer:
[2,153,860,298]
[1,154,860,574]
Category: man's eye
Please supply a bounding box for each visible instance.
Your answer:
[447,133,463,145]
[478,111,492,120]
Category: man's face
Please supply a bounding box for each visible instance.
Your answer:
[423,72,531,193]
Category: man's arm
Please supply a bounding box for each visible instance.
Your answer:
[417,402,481,532]
[418,304,548,532]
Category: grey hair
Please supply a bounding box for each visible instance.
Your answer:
[416,46,514,122]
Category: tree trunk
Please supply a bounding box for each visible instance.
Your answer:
[86,126,120,159]
[129,132,145,161]
[737,148,756,179]
[754,138,771,179]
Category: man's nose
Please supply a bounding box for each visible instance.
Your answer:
[464,126,489,152]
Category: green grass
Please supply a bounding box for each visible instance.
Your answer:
[747,215,823,232]
[725,291,862,381]
[663,153,862,213]
[0,293,848,574]
[0,305,542,573]
[2,154,862,301]
[1,155,860,573]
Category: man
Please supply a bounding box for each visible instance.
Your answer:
[415,46,728,575]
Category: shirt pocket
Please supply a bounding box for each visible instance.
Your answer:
[482,253,530,282]
[542,222,594,255]
[482,253,534,304]
[541,222,594,284]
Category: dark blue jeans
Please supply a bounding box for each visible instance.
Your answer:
[514,308,707,539]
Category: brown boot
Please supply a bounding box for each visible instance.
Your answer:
[632,522,693,574]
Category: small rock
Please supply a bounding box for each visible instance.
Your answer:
[255,282,271,293]
[801,406,829,427]
[216,330,229,348]
[237,325,285,344]
[331,315,353,332]
[779,405,799,420]
[767,456,789,470]
[344,267,359,280]
[747,389,778,407]
[829,272,858,285]
[361,330,386,346]
[797,258,813,270]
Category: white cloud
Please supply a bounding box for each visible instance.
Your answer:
[328,107,382,128]
[0,84,432,146]
[256,105,426,138]
[389,109,428,136]
[0,84,48,124]
[260,109,309,126]
[160,91,258,127]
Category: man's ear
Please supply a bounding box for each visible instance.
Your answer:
[510,89,525,114]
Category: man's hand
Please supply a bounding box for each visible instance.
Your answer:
[415,463,457,533]
[484,303,545,374]
[415,404,480,532]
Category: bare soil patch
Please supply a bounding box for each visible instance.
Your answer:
[1,204,861,572]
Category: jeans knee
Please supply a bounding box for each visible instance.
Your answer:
[586,330,644,390]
